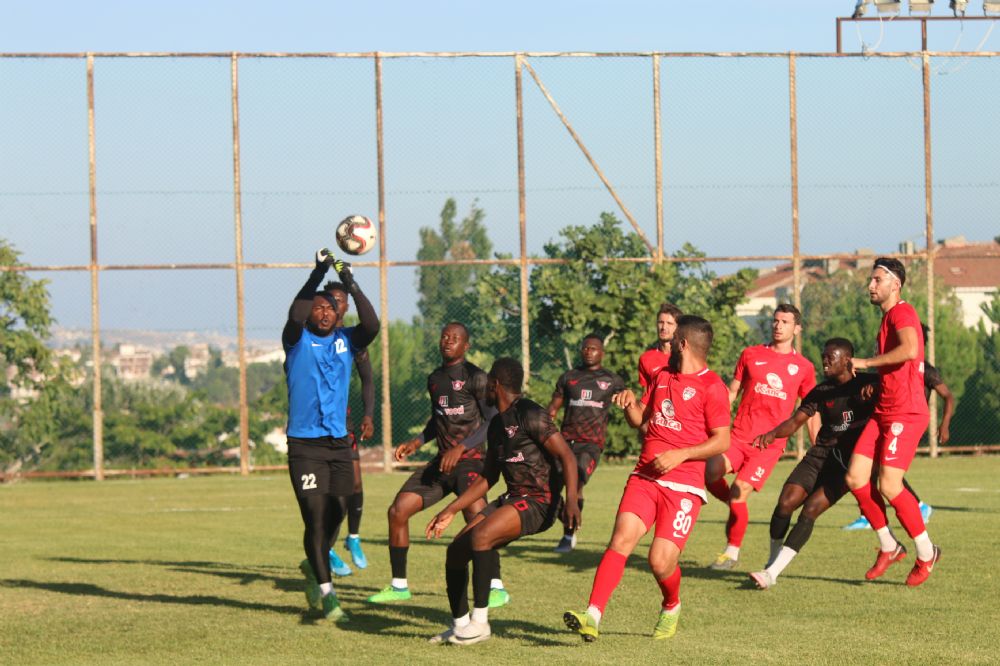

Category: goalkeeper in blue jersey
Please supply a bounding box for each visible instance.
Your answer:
[283,248,379,622]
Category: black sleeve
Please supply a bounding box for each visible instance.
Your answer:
[348,285,380,349]
[924,362,943,389]
[798,385,822,418]
[482,418,502,486]
[524,403,559,445]
[281,265,330,348]
[355,348,375,419]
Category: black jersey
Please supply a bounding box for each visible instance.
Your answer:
[424,360,490,456]
[486,398,560,501]
[923,361,943,403]
[553,367,626,447]
[797,374,880,451]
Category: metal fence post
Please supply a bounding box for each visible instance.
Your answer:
[788,53,805,460]
[516,54,530,384]
[375,53,394,471]
[87,53,104,481]
[653,54,663,263]
[923,51,938,458]
[230,53,250,476]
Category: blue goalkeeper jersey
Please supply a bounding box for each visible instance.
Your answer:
[285,326,356,439]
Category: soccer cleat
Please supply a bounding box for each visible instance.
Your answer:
[366,584,412,603]
[843,515,871,531]
[328,549,352,577]
[428,627,455,644]
[554,534,577,553]
[866,542,907,580]
[488,587,511,609]
[563,610,599,642]
[299,559,322,610]
[709,553,737,570]
[919,502,933,524]
[905,545,941,587]
[749,570,776,590]
[652,606,680,639]
[322,593,349,623]
[344,535,368,569]
[448,620,491,645]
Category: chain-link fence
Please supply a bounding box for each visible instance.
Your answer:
[1,51,998,479]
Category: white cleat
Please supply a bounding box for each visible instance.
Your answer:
[749,570,776,590]
[428,627,454,644]
[448,620,491,645]
[554,534,577,553]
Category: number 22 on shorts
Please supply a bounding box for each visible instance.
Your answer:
[301,473,317,490]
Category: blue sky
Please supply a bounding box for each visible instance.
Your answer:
[2,1,998,340]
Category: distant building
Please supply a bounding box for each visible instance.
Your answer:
[108,344,154,380]
[183,344,212,380]
[222,346,285,368]
[739,237,999,330]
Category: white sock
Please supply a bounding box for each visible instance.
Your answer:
[490,578,504,590]
[453,613,470,628]
[875,526,897,552]
[319,582,334,596]
[767,538,783,567]
[586,604,602,625]
[662,601,681,614]
[391,577,408,589]
[348,533,359,540]
[765,546,798,579]
[471,606,489,624]
[724,544,740,560]
[913,531,934,561]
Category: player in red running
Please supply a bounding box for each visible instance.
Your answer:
[637,303,682,395]
[563,315,730,642]
[704,304,817,570]
[845,257,940,586]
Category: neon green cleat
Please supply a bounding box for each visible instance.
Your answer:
[653,607,680,640]
[709,553,737,570]
[299,559,322,610]
[488,587,510,608]
[563,610,599,642]
[366,585,412,604]
[322,593,349,623]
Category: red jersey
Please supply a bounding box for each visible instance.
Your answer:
[636,367,731,499]
[875,301,929,417]
[731,345,816,444]
[638,347,671,393]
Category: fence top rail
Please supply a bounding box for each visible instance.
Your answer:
[3,50,1000,59]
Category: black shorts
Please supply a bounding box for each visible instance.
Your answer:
[784,445,851,505]
[398,456,485,510]
[481,493,562,538]
[553,440,602,490]
[287,438,355,499]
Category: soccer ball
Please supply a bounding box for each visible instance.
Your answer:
[335,215,377,256]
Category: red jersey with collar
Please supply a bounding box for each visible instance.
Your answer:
[636,367,731,492]
[638,347,671,393]
[731,345,816,443]
[875,301,928,417]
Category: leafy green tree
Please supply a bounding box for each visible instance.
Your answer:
[416,198,493,332]
[0,239,53,388]
[951,293,1000,445]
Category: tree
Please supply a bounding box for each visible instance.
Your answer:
[951,293,1000,445]
[0,239,53,388]
[416,198,493,332]
[468,212,757,456]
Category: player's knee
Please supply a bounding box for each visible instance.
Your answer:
[801,499,827,521]
[648,552,678,579]
[844,471,866,490]
[387,500,409,525]
[731,481,752,502]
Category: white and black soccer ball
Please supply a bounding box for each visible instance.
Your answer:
[335,215,377,256]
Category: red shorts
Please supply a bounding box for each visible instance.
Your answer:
[724,438,785,492]
[852,413,928,470]
[617,475,703,550]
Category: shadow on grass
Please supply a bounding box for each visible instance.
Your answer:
[0,578,305,615]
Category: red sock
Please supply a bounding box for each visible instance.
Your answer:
[727,502,749,547]
[657,567,681,611]
[706,477,730,503]
[850,482,888,530]
[587,549,627,613]
[889,488,925,539]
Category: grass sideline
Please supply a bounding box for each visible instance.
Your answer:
[1,457,998,665]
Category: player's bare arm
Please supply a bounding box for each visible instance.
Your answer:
[654,425,730,474]
[541,432,581,531]
[425,474,493,539]
[806,412,821,445]
[546,392,564,422]
[394,437,422,461]
[752,409,810,450]
[359,416,374,441]
[438,444,464,474]
[852,325,920,369]
[934,381,955,444]
[612,389,646,428]
[727,378,742,406]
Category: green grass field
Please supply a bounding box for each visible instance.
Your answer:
[2,457,998,665]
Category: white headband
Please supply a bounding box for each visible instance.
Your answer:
[874,264,902,284]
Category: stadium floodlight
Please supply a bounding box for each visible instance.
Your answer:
[909,0,934,13]
[874,0,903,15]
[986,0,1000,15]
[950,0,968,15]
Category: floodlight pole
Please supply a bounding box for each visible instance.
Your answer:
[922,50,939,458]
[837,15,1000,53]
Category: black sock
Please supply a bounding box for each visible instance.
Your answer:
[785,516,815,553]
[471,550,494,610]
[347,491,363,535]
[770,511,792,541]
[446,566,470,619]
[490,548,501,584]
[389,545,408,581]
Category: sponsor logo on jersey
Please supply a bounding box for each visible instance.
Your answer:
[438,396,449,407]
[832,410,854,432]
[442,405,466,416]
[654,399,682,431]
[569,398,606,408]
[682,387,696,401]
[452,380,465,391]
[597,380,611,390]
[661,399,675,418]
[581,389,593,400]
[505,424,519,438]
[753,373,788,400]
[505,450,525,463]
[788,363,799,376]
[890,422,904,436]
